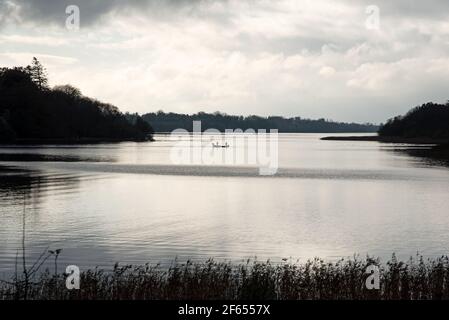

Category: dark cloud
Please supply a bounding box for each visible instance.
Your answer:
[3,0,449,28]
[344,0,449,19]
[0,0,18,26]
[1,0,209,27]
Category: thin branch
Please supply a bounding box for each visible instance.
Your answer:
[28,253,53,278]
[21,193,29,300]
[28,246,50,275]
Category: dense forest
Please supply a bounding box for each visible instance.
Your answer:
[379,102,449,140]
[0,58,153,143]
[142,111,378,133]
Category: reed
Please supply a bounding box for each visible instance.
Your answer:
[2,255,449,300]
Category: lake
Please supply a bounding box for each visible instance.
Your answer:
[1,133,449,277]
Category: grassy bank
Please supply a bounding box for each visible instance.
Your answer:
[2,255,449,300]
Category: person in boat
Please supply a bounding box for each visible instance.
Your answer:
[212,142,229,148]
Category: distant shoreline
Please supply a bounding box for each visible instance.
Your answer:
[0,137,153,145]
[320,135,447,144]
[321,135,449,162]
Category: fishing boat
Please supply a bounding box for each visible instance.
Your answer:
[212,142,230,148]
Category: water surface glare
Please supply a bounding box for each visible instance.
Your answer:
[1,133,449,276]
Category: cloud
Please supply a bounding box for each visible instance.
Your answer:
[0,0,21,27]
[0,34,70,46]
[1,0,208,27]
[0,52,77,66]
[1,0,449,123]
[342,0,449,19]
[319,66,336,78]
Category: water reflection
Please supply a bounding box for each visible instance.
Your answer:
[0,166,86,202]
[0,152,115,163]
[1,135,449,278]
[384,145,449,168]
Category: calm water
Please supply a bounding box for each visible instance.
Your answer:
[1,133,449,277]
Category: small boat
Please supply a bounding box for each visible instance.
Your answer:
[212,142,230,148]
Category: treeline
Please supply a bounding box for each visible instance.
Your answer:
[142,111,378,133]
[0,58,153,143]
[379,102,449,140]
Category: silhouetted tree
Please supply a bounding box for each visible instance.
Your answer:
[0,115,16,141]
[379,102,449,140]
[0,67,36,89]
[0,59,153,142]
[135,117,154,136]
[53,84,82,98]
[26,57,49,90]
[141,111,378,133]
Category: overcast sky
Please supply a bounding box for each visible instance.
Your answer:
[1,0,449,123]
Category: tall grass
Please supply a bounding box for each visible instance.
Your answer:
[2,255,449,300]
